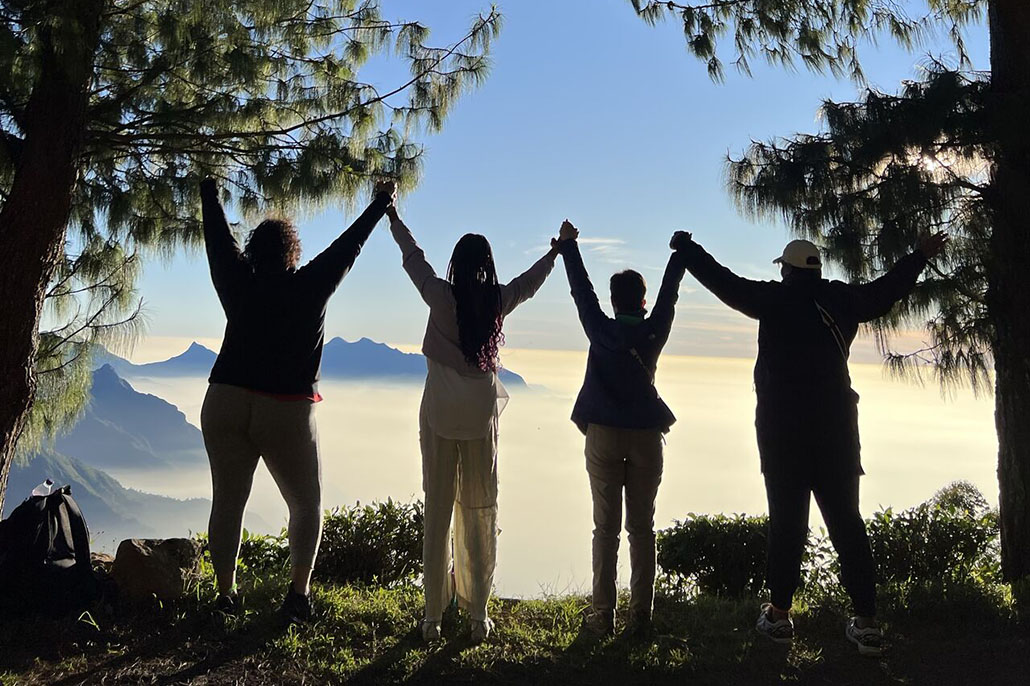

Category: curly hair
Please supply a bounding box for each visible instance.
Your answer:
[447,234,504,372]
[244,218,302,273]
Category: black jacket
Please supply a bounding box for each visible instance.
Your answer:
[559,240,687,434]
[201,181,390,395]
[680,239,927,478]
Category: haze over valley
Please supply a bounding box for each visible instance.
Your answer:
[8,339,996,599]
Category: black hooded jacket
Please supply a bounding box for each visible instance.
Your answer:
[200,180,391,395]
[679,238,927,478]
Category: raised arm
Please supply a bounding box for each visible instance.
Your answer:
[677,233,775,320]
[500,243,559,316]
[556,232,613,344]
[845,233,946,322]
[199,179,248,291]
[646,235,691,344]
[386,206,451,307]
[297,182,394,293]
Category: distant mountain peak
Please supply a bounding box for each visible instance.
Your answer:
[172,342,215,359]
[96,362,117,376]
[93,363,131,389]
[69,362,207,472]
[325,336,388,351]
[356,337,388,348]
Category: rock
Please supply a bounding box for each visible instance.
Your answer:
[91,552,115,576]
[111,538,202,602]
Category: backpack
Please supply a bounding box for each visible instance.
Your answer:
[0,485,98,617]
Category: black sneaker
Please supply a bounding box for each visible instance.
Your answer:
[623,610,654,639]
[281,588,312,625]
[215,590,240,615]
[583,610,615,637]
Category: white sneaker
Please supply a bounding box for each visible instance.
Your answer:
[421,619,441,643]
[470,618,494,644]
[846,618,883,656]
[755,603,793,644]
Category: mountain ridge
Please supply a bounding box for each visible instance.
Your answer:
[54,365,208,471]
[95,337,528,386]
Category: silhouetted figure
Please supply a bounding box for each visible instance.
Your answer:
[198,178,395,624]
[555,221,688,637]
[675,230,948,655]
[387,205,567,643]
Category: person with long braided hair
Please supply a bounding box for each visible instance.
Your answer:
[386,203,569,643]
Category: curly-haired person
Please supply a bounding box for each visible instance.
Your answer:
[198,177,395,624]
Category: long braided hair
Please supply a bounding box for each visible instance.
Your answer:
[447,233,504,372]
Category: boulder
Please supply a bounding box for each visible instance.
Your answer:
[91,552,115,576]
[111,538,202,602]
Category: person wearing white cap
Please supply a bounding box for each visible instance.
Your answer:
[774,239,824,270]
[671,229,948,656]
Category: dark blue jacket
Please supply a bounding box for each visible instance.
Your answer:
[558,240,687,434]
[679,238,927,478]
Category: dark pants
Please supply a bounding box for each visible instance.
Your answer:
[764,473,876,617]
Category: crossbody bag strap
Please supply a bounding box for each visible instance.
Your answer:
[628,347,656,384]
[814,300,849,362]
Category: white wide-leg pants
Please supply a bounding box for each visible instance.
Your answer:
[419,404,498,622]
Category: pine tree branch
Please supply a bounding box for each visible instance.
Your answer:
[90,9,497,147]
[39,291,141,359]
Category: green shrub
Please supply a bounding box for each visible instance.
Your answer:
[657,513,769,596]
[865,481,1000,590]
[785,481,1003,617]
[314,499,423,587]
[238,528,289,575]
[657,482,1001,607]
[225,500,424,588]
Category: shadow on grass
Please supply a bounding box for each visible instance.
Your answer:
[5,585,1030,686]
[152,614,291,685]
[23,601,290,686]
[345,622,425,685]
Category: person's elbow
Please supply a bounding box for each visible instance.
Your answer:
[860,304,895,323]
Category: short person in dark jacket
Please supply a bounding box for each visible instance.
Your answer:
[674,230,948,655]
[555,220,689,636]
[198,177,396,624]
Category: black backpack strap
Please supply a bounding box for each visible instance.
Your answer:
[57,489,92,570]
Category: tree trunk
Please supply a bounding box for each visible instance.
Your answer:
[987,0,1030,582]
[0,0,105,514]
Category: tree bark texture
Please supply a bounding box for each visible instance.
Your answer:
[987,0,1030,582]
[0,0,105,514]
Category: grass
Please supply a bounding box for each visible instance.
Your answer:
[1,567,1028,685]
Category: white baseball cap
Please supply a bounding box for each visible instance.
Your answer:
[773,239,822,269]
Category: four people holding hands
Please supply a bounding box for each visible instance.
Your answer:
[200,178,947,655]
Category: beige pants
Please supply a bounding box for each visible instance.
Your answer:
[585,423,664,618]
[201,383,322,583]
[420,403,498,622]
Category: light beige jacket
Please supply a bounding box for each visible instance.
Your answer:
[389,217,556,378]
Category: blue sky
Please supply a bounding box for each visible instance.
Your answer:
[134,0,990,361]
